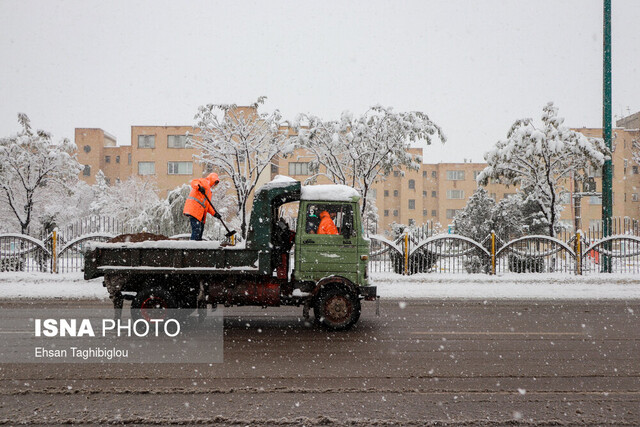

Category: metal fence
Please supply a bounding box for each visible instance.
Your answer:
[1,216,639,275]
[369,218,640,275]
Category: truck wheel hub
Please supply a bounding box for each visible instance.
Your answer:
[325,296,351,321]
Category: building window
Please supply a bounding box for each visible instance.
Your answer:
[431,171,437,179]
[168,135,187,148]
[82,165,91,177]
[393,210,398,217]
[271,164,278,174]
[105,155,111,163]
[116,156,120,164]
[422,171,427,177]
[370,189,377,199]
[83,145,91,153]
[393,171,400,177]
[632,194,639,202]
[138,162,155,175]
[384,190,389,197]
[408,199,415,209]
[128,153,132,165]
[423,191,427,197]
[589,195,602,205]
[490,192,496,200]
[446,209,460,219]
[446,189,464,199]
[288,162,310,176]
[423,209,428,216]
[588,165,603,178]
[138,135,155,148]
[384,210,389,217]
[431,210,437,217]
[431,191,437,198]
[168,161,193,175]
[559,192,571,204]
[393,190,399,197]
[446,170,465,180]
[473,170,481,180]
[408,179,415,189]
[633,166,639,175]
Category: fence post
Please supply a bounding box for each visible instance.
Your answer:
[403,232,409,275]
[491,230,496,275]
[576,229,582,275]
[52,228,58,274]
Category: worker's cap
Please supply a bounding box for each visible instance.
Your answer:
[207,173,220,186]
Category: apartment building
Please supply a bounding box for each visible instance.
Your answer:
[75,129,131,186]
[76,111,640,235]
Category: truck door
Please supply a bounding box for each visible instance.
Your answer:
[296,202,358,283]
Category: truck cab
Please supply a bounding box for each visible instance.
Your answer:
[294,196,369,288]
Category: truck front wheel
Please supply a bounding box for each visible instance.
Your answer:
[314,287,361,331]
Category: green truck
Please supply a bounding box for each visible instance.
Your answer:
[84,178,377,330]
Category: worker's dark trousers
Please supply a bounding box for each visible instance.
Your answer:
[189,216,205,241]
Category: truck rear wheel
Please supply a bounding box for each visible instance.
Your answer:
[314,287,361,331]
[132,288,177,321]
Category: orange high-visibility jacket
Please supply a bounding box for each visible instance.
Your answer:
[183,174,218,223]
[317,211,338,235]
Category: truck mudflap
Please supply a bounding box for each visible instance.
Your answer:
[359,286,377,301]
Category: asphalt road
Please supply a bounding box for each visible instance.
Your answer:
[0,298,639,425]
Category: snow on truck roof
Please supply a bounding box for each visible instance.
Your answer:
[300,185,360,202]
[260,176,360,202]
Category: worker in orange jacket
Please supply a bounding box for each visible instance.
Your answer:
[317,210,338,235]
[183,173,220,240]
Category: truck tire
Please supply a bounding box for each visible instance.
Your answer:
[314,286,361,331]
[131,288,178,321]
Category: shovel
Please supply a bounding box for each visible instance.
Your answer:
[199,186,237,238]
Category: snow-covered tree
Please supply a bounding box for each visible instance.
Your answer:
[0,113,82,235]
[188,97,293,238]
[477,103,610,237]
[294,105,445,219]
[453,188,524,245]
[89,175,161,228]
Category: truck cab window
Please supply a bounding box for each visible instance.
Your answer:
[305,204,353,236]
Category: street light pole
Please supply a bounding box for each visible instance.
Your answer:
[601,0,613,272]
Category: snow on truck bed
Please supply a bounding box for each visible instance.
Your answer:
[88,240,247,250]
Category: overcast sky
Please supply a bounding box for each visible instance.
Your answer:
[1,0,639,163]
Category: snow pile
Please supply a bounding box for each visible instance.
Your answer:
[372,272,640,300]
[301,184,360,201]
[0,272,107,300]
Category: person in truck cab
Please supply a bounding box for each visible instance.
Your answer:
[317,210,338,235]
[183,172,220,240]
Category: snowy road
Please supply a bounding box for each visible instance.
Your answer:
[0,298,638,425]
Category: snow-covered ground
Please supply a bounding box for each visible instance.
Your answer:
[0,271,639,300]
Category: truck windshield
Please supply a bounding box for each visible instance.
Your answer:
[305,203,353,236]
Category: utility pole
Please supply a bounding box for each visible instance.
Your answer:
[601,0,613,272]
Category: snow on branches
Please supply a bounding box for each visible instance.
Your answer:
[477,103,610,237]
[293,105,445,217]
[188,97,292,238]
[0,113,82,235]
